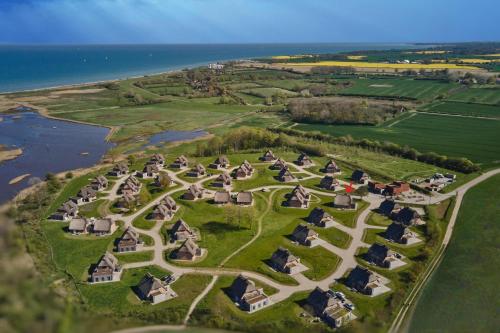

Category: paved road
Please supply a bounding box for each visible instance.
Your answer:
[389,168,500,333]
[99,159,500,332]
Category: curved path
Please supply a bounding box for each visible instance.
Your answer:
[101,159,500,333]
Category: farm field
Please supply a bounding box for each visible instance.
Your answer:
[337,78,457,100]
[446,86,500,105]
[274,60,480,70]
[407,174,500,333]
[420,101,500,118]
[295,113,500,167]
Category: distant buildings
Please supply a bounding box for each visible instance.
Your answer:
[296,153,314,167]
[117,227,143,252]
[307,207,336,228]
[108,162,129,177]
[261,150,277,162]
[270,247,305,274]
[278,166,296,182]
[209,155,230,169]
[345,266,386,296]
[333,194,356,209]
[351,170,369,184]
[323,160,341,174]
[170,155,189,169]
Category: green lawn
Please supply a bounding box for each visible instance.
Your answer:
[296,113,500,167]
[190,276,322,333]
[79,199,110,218]
[408,174,500,333]
[224,189,355,284]
[114,250,154,263]
[79,267,212,325]
[42,221,120,281]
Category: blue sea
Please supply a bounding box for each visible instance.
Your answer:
[0,43,423,93]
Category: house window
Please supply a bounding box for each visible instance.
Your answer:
[108,276,111,281]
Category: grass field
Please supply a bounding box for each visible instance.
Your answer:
[80,267,212,325]
[420,101,500,118]
[447,86,500,105]
[337,78,457,100]
[295,113,500,167]
[191,276,319,333]
[241,87,298,98]
[407,174,500,333]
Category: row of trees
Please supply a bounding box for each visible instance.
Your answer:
[194,127,326,158]
[288,98,403,125]
[271,128,480,174]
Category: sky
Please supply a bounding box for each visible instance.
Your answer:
[0,0,498,44]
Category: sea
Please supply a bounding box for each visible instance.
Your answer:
[0,43,424,204]
[0,43,424,93]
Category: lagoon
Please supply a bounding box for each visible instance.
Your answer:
[0,112,113,204]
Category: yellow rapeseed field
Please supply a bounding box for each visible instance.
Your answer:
[272,55,312,60]
[277,61,480,70]
[482,53,500,57]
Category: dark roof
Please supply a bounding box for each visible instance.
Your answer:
[379,199,401,216]
[346,266,377,288]
[171,219,193,234]
[367,243,394,260]
[230,275,258,300]
[385,222,410,241]
[308,207,333,224]
[393,207,420,226]
[352,169,369,181]
[307,287,339,316]
[292,224,318,242]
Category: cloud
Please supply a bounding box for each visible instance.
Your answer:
[0,0,498,43]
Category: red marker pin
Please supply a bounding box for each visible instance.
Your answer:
[344,181,354,193]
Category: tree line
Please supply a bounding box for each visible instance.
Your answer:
[269,128,480,174]
[288,98,404,125]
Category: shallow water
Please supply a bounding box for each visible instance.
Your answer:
[0,112,113,203]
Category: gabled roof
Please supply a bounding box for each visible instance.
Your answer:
[137,273,167,299]
[121,227,139,242]
[161,195,177,209]
[292,224,318,242]
[292,185,309,198]
[186,184,203,196]
[325,160,339,170]
[379,199,401,216]
[214,191,231,203]
[97,252,119,270]
[320,175,339,186]
[307,287,340,314]
[297,153,312,162]
[175,155,189,164]
[78,186,97,199]
[93,218,113,232]
[215,155,230,165]
[308,207,333,223]
[278,166,295,179]
[393,207,420,226]
[217,172,232,183]
[58,200,78,214]
[385,223,411,241]
[352,169,369,181]
[177,238,200,256]
[143,164,160,174]
[271,247,298,267]
[334,194,353,206]
[93,175,108,185]
[150,153,165,163]
[367,243,394,259]
[346,265,377,287]
[171,219,193,234]
[263,150,276,158]
[230,275,259,300]
[113,162,129,172]
[236,191,253,204]
[69,218,87,231]
[153,204,171,217]
[273,158,287,168]
[192,163,205,173]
